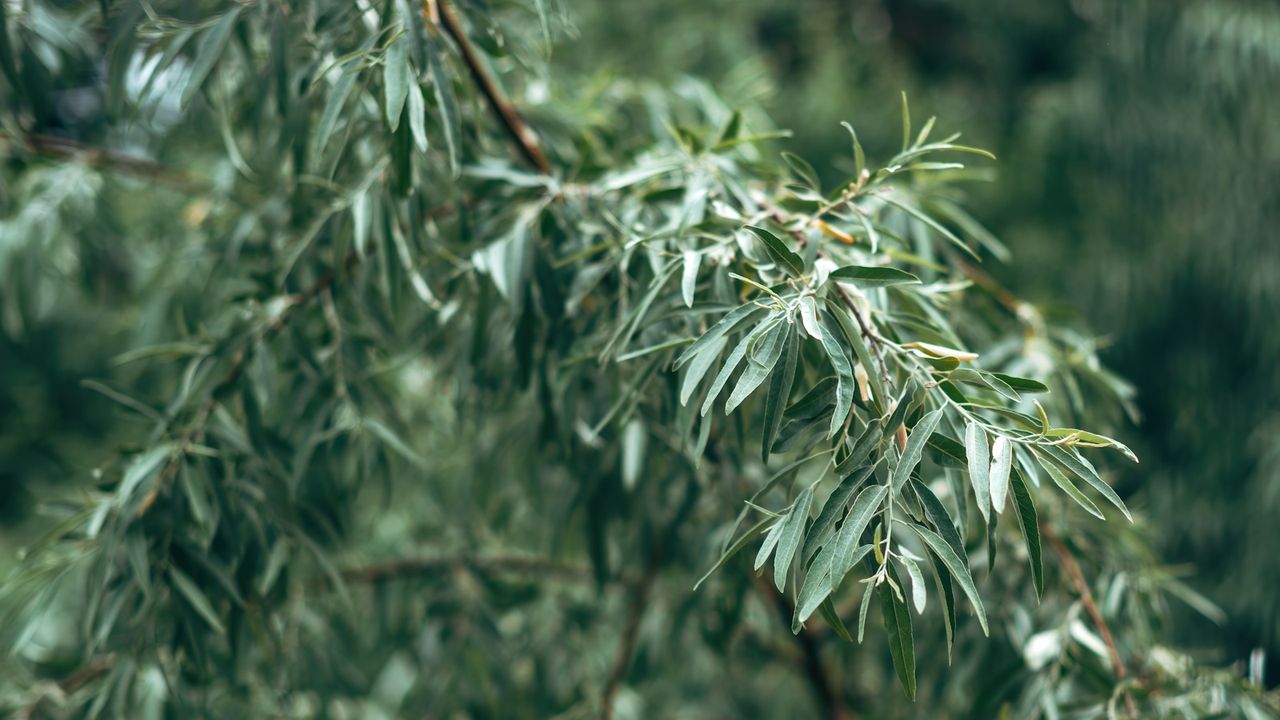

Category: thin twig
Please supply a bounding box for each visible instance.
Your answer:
[426,0,551,174]
[600,480,700,719]
[1,132,206,189]
[333,555,587,585]
[600,565,659,720]
[1042,522,1137,716]
[755,576,854,720]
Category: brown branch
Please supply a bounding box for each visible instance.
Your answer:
[426,0,552,174]
[1,131,207,191]
[1042,522,1137,715]
[755,576,854,720]
[16,656,117,719]
[333,555,586,585]
[600,565,659,720]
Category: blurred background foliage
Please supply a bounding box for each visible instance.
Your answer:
[1,0,1277,716]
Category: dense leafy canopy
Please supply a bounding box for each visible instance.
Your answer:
[1,0,1276,717]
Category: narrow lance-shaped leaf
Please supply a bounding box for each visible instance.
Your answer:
[966,421,991,522]
[701,322,761,416]
[909,523,990,636]
[725,321,788,414]
[170,567,226,635]
[680,335,727,407]
[834,418,884,476]
[817,316,855,437]
[833,484,889,578]
[891,409,945,491]
[829,265,921,288]
[761,328,799,462]
[424,29,461,175]
[803,464,875,562]
[773,484,815,591]
[384,35,410,130]
[799,295,823,340]
[180,8,242,108]
[904,558,927,614]
[674,303,763,369]
[745,225,804,277]
[681,250,700,308]
[989,436,1012,514]
[1009,468,1044,598]
[696,517,772,590]
[881,564,917,700]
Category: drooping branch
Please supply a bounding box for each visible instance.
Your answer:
[755,576,855,720]
[425,0,552,174]
[0,132,206,190]
[1042,522,1137,715]
[335,555,587,584]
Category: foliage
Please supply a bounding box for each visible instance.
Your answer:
[0,0,1275,717]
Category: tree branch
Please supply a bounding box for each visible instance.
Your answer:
[426,0,552,174]
[1042,522,1137,715]
[1,132,206,190]
[600,564,659,720]
[332,555,587,585]
[755,576,855,720]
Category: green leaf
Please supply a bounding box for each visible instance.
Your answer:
[782,151,820,191]
[834,485,889,578]
[745,225,804,277]
[857,579,875,644]
[990,436,1012,514]
[904,557,927,614]
[680,335,727,406]
[1041,445,1132,521]
[696,517,772,590]
[881,193,977,259]
[841,121,866,179]
[762,328,799,462]
[818,598,855,643]
[701,322,761,416]
[817,316,855,437]
[170,567,226,635]
[364,418,427,468]
[314,65,359,157]
[719,110,742,144]
[785,377,838,420]
[965,421,991,523]
[881,565,917,699]
[799,295,823,340]
[803,464,875,562]
[796,541,841,624]
[755,520,785,572]
[991,373,1049,393]
[117,444,173,507]
[828,265,921,288]
[180,8,242,108]
[773,484,815,591]
[384,35,410,130]
[424,30,461,175]
[891,409,945,491]
[725,321,788,413]
[681,250,701,308]
[1009,468,1044,598]
[621,418,646,491]
[1039,453,1105,520]
[408,78,429,153]
[909,524,989,635]
[899,91,912,152]
[1045,427,1139,463]
[834,419,884,477]
[674,304,764,370]
[910,478,964,560]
